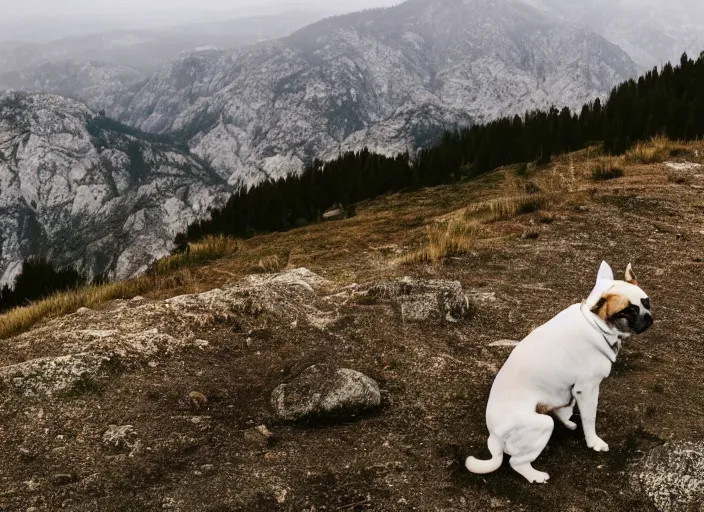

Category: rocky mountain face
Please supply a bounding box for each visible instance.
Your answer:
[521,0,704,69]
[104,0,638,187]
[0,60,143,112]
[0,91,230,285]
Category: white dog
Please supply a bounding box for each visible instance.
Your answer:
[466,261,653,483]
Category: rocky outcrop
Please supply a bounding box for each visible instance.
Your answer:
[0,269,333,397]
[631,442,704,512]
[271,364,381,422]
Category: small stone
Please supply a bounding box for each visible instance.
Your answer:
[200,464,215,473]
[24,478,40,492]
[188,391,208,409]
[489,340,520,347]
[271,364,381,422]
[274,487,288,504]
[76,307,92,314]
[244,425,274,447]
[102,425,138,453]
[194,339,209,350]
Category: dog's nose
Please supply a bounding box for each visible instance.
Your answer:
[637,313,653,334]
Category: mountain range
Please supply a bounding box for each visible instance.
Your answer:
[0,0,686,284]
[102,0,637,186]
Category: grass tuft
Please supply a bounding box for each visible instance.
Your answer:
[624,137,684,164]
[591,158,625,181]
[151,235,238,275]
[399,219,484,264]
[256,255,283,273]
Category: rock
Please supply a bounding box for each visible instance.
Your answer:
[631,441,704,512]
[323,204,346,221]
[244,425,274,447]
[664,162,703,171]
[271,364,381,422]
[0,353,109,397]
[489,340,520,347]
[102,425,138,453]
[188,391,208,410]
[365,277,472,322]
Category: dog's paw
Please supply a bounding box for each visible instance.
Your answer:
[587,437,609,452]
[564,420,578,431]
[530,471,550,484]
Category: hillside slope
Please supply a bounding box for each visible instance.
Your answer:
[105,0,637,186]
[0,91,231,286]
[0,141,701,510]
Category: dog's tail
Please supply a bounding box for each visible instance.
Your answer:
[465,434,504,474]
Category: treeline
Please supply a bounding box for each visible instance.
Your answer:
[86,113,190,152]
[0,258,86,313]
[182,51,704,243]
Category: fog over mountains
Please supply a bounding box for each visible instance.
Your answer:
[522,0,704,69]
[0,0,701,284]
[99,0,636,186]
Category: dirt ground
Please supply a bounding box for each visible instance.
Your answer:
[0,151,703,511]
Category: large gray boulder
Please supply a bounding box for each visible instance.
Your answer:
[271,364,381,422]
[631,441,704,512]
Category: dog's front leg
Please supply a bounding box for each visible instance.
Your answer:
[574,380,609,452]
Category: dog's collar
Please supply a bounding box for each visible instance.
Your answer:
[580,302,624,363]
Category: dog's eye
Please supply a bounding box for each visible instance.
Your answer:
[641,298,651,310]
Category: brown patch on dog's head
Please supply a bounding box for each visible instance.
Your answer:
[625,263,638,286]
[591,293,631,322]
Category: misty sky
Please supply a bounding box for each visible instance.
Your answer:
[0,0,400,23]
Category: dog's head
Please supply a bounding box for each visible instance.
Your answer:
[586,261,653,335]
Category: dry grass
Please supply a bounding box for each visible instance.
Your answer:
[399,218,485,264]
[0,235,239,340]
[399,168,581,264]
[667,171,693,185]
[591,157,625,181]
[256,255,283,273]
[151,235,239,274]
[0,277,153,340]
[465,170,574,222]
[624,136,686,164]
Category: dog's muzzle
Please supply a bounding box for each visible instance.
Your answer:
[635,313,653,334]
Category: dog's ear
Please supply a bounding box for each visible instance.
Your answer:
[625,263,638,286]
[597,261,614,282]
